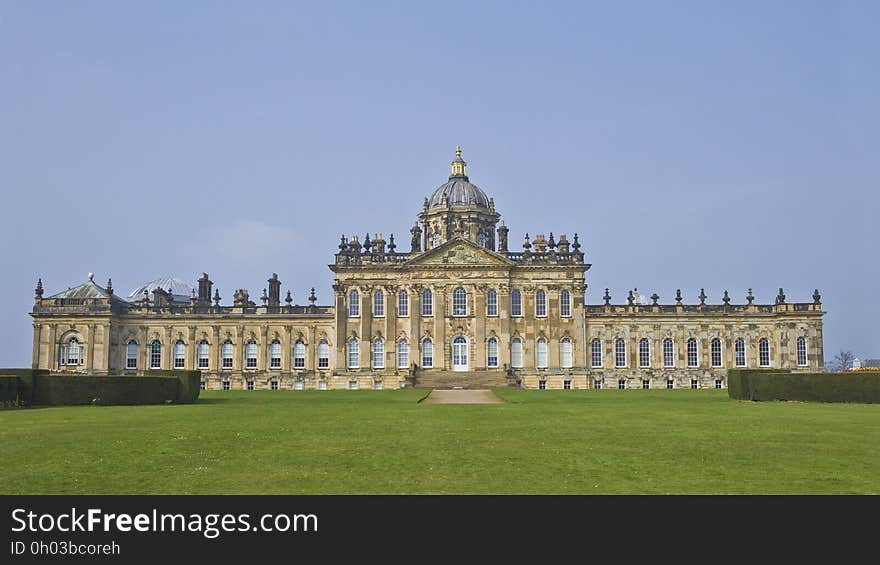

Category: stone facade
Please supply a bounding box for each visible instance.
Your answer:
[29,149,825,390]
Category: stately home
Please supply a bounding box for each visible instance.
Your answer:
[29,148,825,390]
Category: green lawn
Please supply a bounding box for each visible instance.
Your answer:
[1,389,877,494]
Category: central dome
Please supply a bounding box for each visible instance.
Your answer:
[427,146,491,209]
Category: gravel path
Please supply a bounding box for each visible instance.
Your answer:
[421,389,504,404]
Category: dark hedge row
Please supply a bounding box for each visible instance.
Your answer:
[0,376,20,405]
[0,369,200,407]
[727,369,880,403]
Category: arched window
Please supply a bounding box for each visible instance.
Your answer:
[560,290,571,317]
[560,337,573,368]
[486,288,498,316]
[318,340,329,369]
[421,288,433,316]
[246,340,257,369]
[432,233,441,248]
[536,338,548,368]
[294,340,306,369]
[348,290,360,317]
[615,338,626,368]
[126,340,138,369]
[797,336,807,366]
[65,337,81,366]
[735,338,746,367]
[511,338,523,368]
[348,338,359,369]
[198,340,210,369]
[591,338,603,368]
[639,338,650,368]
[711,338,722,367]
[663,338,674,368]
[270,340,281,369]
[452,287,467,316]
[487,338,499,368]
[222,341,233,369]
[398,290,409,317]
[174,340,186,369]
[150,340,161,369]
[373,289,384,317]
[687,338,698,367]
[759,338,770,367]
[421,338,433,368]
[478,231,487,248]
[397,340,409,369]
[535,290,547,317]
[372,338,384,369]
[511,289,522,317]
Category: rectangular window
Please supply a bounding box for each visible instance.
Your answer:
[318,341,329,369]
[687,339,698,368]
[294,342,306,369]
[759,339,771,367]
[711,339,722,368]
[294,381,304,391]
[691,379,699,389]
[271,380,279,390]
[398,291,408,317]
[422,340,434,368]
[560,290,571,317]
[563,379,571,390]
[714,379,722,389]
[538,380,546,390]
[222,342,233,369]
[270,342,281,369]
[398,342,409,369]
[666,379,674,389]
[199,381,206,390]
[615,340,626,368]
[618,379,626,390]
[560,340,573,369]
[511,290,522,317]
[593,379,602,390]
[486,290,498,317]
[222,381,230,390]
[735,339,746,367]
[797,337,808,366]
[535,290,547,317]
[642,379,650,390]
[421,289,433,316]
[487,339,498,368]
[318,380,327,390]
[510,340,523,369]
[348,380,358,391]
[639,339,650,368]
[663,339,674,368]
[591,340,602,368]
[198,343,210,369]
[373,291,384,317]
[373,381,383,391]
[246,381,254,391]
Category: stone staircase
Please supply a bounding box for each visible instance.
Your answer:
[410,370,517,390]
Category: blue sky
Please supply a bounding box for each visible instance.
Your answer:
[1,1,876,365]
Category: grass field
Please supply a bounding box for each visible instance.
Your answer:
[1,389,877,494]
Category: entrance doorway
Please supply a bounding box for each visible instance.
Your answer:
[452,336,468,372]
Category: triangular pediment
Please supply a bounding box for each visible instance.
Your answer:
[405,237,514,267]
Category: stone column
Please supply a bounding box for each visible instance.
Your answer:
[32,323,41,369]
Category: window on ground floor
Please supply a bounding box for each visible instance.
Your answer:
[618,378,626,390]
[271,380,279,390]
[666,379,674,389]
[642,379,650,390]
[593,379,602,390]
[691,379,699,389]
[563,379,571,390]
[246,381,254,390]
[538,380,546,390]
[715,379,722,389]
[222,380,230,390]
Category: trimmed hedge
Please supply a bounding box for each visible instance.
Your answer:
[0,376,20,405]
[727,369,880,403]
[0,369,200,407]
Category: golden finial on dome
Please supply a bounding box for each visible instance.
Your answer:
[450,145,467,177]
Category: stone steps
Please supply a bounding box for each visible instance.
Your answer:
[411,370,516,389]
